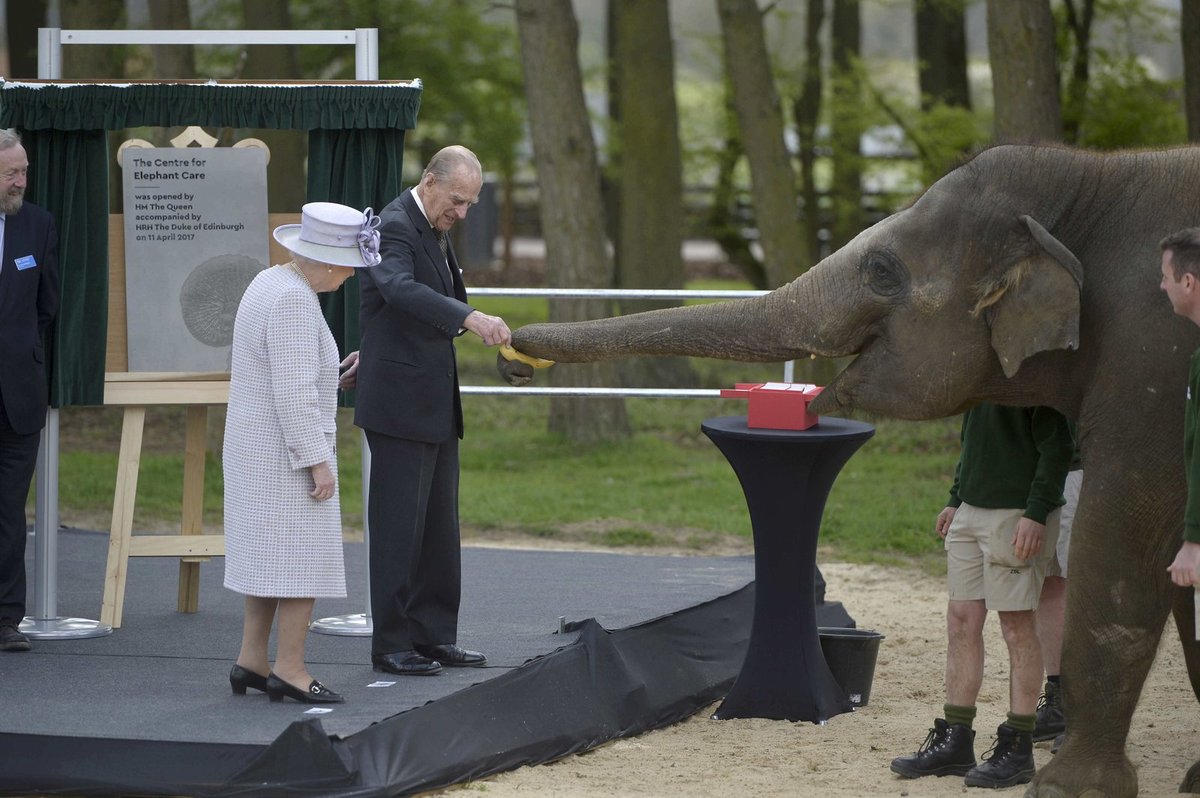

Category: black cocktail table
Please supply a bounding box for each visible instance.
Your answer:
[702,415,875,722]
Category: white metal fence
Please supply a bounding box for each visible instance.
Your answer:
[461,286,794,397]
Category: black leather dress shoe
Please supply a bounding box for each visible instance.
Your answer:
[265,673,344,704]
[372,650,443,676]
[0,624,30,652]
[414,643,487,667]
[229,663,270,695]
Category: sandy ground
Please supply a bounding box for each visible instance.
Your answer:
[441,561,1199,797]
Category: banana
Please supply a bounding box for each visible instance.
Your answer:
[499,345,555,368]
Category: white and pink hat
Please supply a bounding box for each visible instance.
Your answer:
[272,201,381,268]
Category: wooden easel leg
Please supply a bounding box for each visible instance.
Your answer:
[178,406,208,613]
[102,406,146,629]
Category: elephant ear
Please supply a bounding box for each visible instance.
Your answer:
[974,215,1083,379]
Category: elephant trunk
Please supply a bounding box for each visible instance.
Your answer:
[510,273,851,364]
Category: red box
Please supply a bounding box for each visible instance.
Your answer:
[719,382,824,430]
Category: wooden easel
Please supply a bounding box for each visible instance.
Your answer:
[101,127,294,627]
[100,374,229,628]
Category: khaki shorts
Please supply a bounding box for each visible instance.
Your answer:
[945,503,1062,611]
[1047,469,1082,579]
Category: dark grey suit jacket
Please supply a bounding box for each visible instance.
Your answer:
[354,189,474,442]
[0,201,59,434]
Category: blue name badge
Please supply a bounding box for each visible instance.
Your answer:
[14,255,37,271]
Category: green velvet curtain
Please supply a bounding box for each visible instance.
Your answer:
[0,81,420,406]
[308,127,407,366]
[22,129,110,407]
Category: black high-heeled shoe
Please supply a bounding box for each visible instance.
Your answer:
[265,673,344,704]
[229,664,270,695]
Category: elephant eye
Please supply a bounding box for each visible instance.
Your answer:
[861,251,907,297]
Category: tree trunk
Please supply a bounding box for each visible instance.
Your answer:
[148,0,195,79]
[709,77,768,290]
[239,0,307,213]
[613,0,695,388]
[6,1,48,79]
[718,0,809,286]
[604,0,622,262]
[829,0,865,252]
[514,0,630,443]
[60,0,125,78]
[987,0,1063,144]
[915,0,971,110]
[1061,0,1096,144]
[794,0,824,266]
[1183,0,1200,142]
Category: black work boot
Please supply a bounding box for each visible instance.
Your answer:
[964,723,1035,788]
[1033,679,1065,741]
[890,718,977,778]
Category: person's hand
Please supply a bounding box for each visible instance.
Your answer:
[463,310,512,347]
[1168,541,1200,587]
[338,351,359,390]
[935,506,956,539]
[309,461,336,502]
[1012,517,1046,562]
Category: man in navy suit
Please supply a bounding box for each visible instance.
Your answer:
[342,145,510,675]
[0,129,60,652]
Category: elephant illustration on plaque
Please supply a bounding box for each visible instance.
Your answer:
[179,253,265,349]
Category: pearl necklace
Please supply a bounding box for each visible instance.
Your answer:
[287,261,315,292]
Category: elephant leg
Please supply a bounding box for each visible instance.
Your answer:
[1027,482,1175,798]
[1170,586,1200,793]
[1182,761,1200,796]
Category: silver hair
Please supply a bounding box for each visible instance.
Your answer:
[422,145,481,183]
[0,129,21,152]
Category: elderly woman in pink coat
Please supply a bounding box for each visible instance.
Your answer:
[223,202,379,704]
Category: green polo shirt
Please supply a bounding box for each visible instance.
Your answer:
[1185,349,1200,543]
[948,403,1074,525]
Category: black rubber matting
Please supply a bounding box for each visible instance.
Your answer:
[0,529,849,796]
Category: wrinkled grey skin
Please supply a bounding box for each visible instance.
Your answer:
[501,145,1200,797]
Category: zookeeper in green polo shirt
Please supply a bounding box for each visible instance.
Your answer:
[892,402,1073,789]
[1160,228,1200,587]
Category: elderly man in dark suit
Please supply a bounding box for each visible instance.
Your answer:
[341,145,510,675]
[0,129,60,652]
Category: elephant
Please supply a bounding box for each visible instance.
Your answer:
[499,144,1200,797]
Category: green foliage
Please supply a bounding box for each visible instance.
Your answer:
[906,102,989,182]
[1075,62,1187,149]
[288,0,525,177]
[1054,0,1185,149]
[861,83,985,203]
[676,78,736,194]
